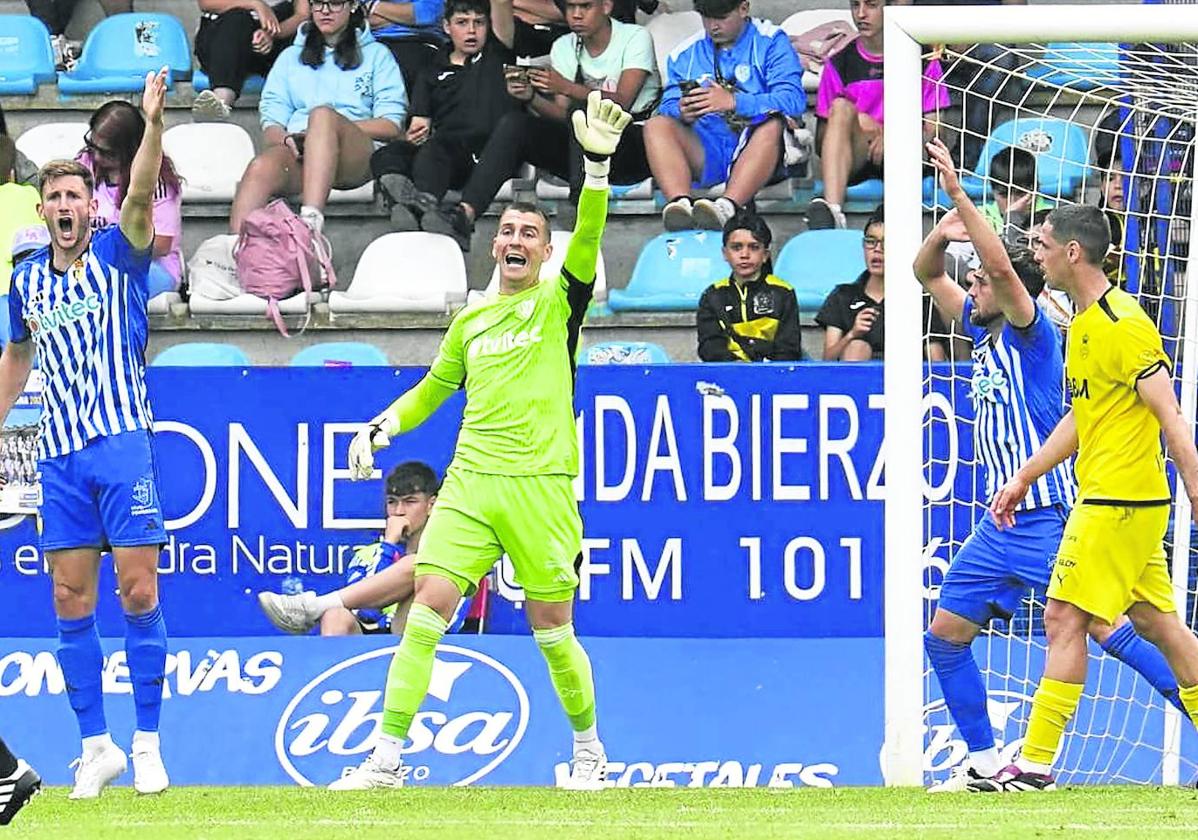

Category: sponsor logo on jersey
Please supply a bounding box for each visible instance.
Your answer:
[27,293,101,335]
[275,644,529,786]
[517,299,535,320]
[970,367,1009,402]
[468,326,543,359]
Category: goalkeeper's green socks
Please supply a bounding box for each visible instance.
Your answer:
[373,603,448,769]
[533,623,598,738]
[1021,677,1083,771]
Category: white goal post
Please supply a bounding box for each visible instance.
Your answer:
[884,4,1198,787]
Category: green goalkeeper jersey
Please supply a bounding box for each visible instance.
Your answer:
[391,186,607,476]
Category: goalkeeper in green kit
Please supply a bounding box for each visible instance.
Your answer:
[333,91,632,792]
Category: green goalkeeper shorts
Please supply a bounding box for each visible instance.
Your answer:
[415,467,582,603]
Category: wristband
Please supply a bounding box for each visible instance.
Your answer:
[379,541,403,564]
[582,155,610,190]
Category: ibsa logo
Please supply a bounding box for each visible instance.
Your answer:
[923,689,1034,774]
[468,326,543,359]
[28,293,101,335]
[275,645,529,787]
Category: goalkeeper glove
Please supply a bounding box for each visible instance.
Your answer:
[347,412,399,480]
[571,90,632,181]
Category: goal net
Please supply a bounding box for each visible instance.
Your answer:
[883,6,1198,787]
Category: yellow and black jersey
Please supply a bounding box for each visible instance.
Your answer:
[1066,285,1171,505]
[696,274,803,362]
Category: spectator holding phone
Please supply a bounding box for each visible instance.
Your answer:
[697,211,802,362]
[643,0,805,232]
[193,0,312,121]
[230,0,407,235]
[420,0,659,250]
[369,0,520,230]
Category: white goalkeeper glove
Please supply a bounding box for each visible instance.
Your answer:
[571,89,632,181]
[347,414,398,480]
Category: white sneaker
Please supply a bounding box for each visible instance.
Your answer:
[131,747,169,795]
[68,743,127,800]
[258,590,320,634]
[692,197,737,231]
[927,764,986,793]
[662,197,695,231]
[192,89,232,122]
[558,745,607,791]
[328,755,405,791]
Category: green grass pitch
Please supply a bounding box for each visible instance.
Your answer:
[9,786,1198,839]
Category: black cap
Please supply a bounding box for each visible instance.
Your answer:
[693,0,741,17]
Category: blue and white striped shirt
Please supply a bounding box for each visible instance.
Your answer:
[963,298,1075,512]
[8,227,154,460]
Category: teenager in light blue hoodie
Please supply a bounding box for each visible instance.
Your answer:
[231,0,408,234]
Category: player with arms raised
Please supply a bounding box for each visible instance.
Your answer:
[334,90,631,791]
[983,203,1198,791]
[0,69,172,798]
[916,139,1184,791]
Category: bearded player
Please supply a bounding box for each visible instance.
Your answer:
[333,91,630,791]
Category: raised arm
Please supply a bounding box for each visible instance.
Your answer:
[927,137,1036,328]
[119,67,168,251]
[562,92,631,285]
[912,208,968,324]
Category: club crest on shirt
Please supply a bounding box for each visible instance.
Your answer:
[131,475,159,517]
[752,291,772,316]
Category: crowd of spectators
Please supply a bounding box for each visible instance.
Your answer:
[5,0,1134,368]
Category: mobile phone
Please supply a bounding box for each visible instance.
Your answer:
[504,64,530,83]
[678,79,702,95]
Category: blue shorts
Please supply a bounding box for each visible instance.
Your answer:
[39,430,167,553]
[938,505,1067,626]
[694,117,786,190]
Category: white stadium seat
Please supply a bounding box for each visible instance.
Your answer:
[646,12,703,81]
[484,230,607,303]
[329,232,467,313]
[146,291,182,315]
[188,291,321,315]
[163,123,255,203]
[16,122,87,167]
[328,181,376,203]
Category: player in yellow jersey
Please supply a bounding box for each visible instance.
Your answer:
[978,205,1198,791]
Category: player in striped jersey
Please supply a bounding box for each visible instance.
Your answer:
[915,139,1183,791]
[0,68,171,800]
[330,92,629,792]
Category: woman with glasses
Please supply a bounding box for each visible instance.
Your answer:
[193,0,312,121]
[76,101,184,300]
[230,0,408,235]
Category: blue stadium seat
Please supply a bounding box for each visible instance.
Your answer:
[812,178,885,210]
[192,68,264,94]
[957,117,1090,200]
[774,229,865,313]
[607,230,728,312]
[151,342,251,366]
[1026,42,1120,92]
[58,14,191,95]
[0,16,56,95]
[290,342,389,367]
[583,341,672,365]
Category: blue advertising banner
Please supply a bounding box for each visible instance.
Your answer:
[0,635,885,788]
[0,364,941,639]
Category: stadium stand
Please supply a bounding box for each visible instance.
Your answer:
[955,117,1091,200]
[0,16,56,95]
[14,121,86,167]
[607,229,727,313]
[290,342,390,367]
[57,13,192,94]
[773,228,865,313]
[778,8,855,93]
[328,232,467,314]
[191,69,265,95]
[163,122,256,203]
[644,11,701,81]
[151,341,252,366]
[1026,42,1120,92]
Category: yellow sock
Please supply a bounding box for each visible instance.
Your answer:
[1178,684,1198,730]
[1021,678,1083,768]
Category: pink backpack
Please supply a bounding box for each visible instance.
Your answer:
[234,199,336,335]
[791,21,857,76]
